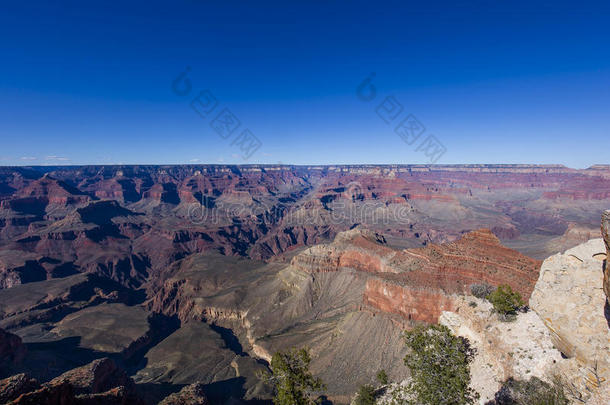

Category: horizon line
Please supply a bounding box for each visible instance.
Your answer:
[2,163,609,170]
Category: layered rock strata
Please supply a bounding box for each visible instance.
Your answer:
[530,238,610,393]
[602,210,610,302]
[293,228,541,323]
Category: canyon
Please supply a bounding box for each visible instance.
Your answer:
[0,164,609,403]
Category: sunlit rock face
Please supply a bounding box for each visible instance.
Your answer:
[440,297,564,403]
[292,227,540,324]
[530,238,610,393]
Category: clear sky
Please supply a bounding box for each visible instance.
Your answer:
[1,1,609,168]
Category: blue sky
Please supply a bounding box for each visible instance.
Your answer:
[1,1,609,167]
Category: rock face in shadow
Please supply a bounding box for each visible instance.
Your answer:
[5,380,74,405]
[530,238,610,393]
[49,357,134,395]
[134,320,270,403]
[158,382,209,405]
[1,358,145,405]
[602,210,610,303]
[0,373,40,403]
[0,328,26,375]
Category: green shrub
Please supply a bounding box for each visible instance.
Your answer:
[376,369,389,385]
[403,324,479,405]
[264,348,326,405]
[486,284,524,319]
[354,384,376,405]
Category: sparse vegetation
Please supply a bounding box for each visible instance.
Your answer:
[403,324,479,405]
[377,369,389,385]
[264,348,326,405]
[470,283,495,299]
[354,384,376,405]
[491,376,569,405]
[486,284,524,320]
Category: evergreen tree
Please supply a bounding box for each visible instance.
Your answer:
[265,348,326,405]
[403,324,479,405]
[486,284,524,320]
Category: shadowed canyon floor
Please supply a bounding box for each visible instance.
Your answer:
[0,165,609,403]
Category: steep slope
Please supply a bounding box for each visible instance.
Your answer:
[147,228,541,399]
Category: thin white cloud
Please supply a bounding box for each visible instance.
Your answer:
[45,155,69,161]
[216,157,225,163]
[20,156,37,161]
[189,158,201,163]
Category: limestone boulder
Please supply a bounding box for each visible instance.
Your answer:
[529,238,610,393]
[440,297,563,403]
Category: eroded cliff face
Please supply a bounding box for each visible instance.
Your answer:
[290,228,397,274]
[530,238,610,394]
[368,230,543,322]
[602,210,610,302]
[289,228,541,323]
[364,279,457,323]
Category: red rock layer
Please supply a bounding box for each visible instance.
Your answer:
[0,164,605,293]
[363,279,456,323]
[293,228,541,323]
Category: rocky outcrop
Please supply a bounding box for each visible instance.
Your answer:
[49,358,134,395]
[158,383,209,405]
[2,359,144,405]
[74,385,145,405]
[602,210,610,303]
[529,238,610,393]
[6,381,74,405]
[4,381,145,405]
[440,297,563,403]
[0,373,40,403]
[290,228,396,274]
